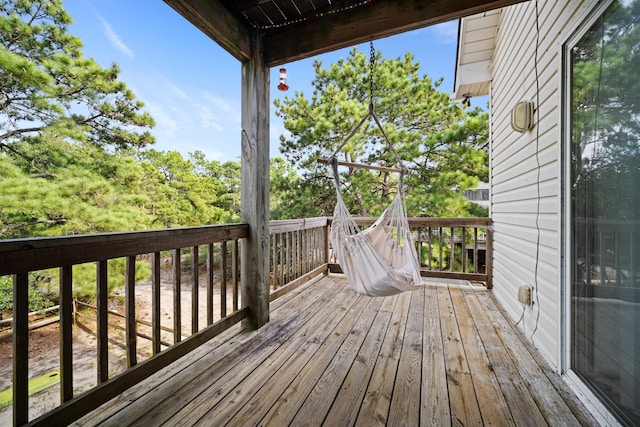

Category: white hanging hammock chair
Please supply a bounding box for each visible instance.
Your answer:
[326,104,424,297]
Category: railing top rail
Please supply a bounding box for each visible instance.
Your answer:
[326,217,492,227]
[269,217,329,234]
[0,223,249,275]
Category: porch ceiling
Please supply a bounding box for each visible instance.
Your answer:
[164,0,526,67]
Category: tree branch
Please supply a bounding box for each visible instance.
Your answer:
[0,142,35,162]
[0,126,45,142]
[0,218,67,238]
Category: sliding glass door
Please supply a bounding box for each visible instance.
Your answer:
[568,1,640,424]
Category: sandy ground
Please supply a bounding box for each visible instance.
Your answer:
[0,270,237,424]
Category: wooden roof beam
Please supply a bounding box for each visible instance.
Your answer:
[263,0,527,66]
[164,0,252,63]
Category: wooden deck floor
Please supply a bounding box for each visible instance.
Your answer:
[74,275,598,426]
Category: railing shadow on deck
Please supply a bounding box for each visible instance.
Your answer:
[0,216,491,426]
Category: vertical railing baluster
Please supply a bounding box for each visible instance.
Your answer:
[462,227,467,273]
[13,273,29,426]
[450,227,455,272]
[474,228,479,273]
[152,252,161,354]
[173,249,181,343]
[207,243,214,325]
[417,228,423,268]
[438,227,444,270]
[278,233,286,285]
[221,241,227,318]
[191,246,199,334]
[125,256,137,367]
[324,224,330,267]
[60,265,73,402]
[428,227,433,269]
[286,232,291,285]
[97,260,109,383]
[232,240,239,311]
[271,234,277,290]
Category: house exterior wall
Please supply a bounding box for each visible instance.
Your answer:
[489,0,596,369]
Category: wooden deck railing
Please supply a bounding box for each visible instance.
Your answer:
[0,224,249,426]
[0,216,492,426]
[330,217,493,288]
[268,217,330,300]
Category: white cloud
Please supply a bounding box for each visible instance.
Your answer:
[432,20,459,44]
[144,101,179,139]
[203,91,234,112]
[198,105,224,131]
[99,16,135,59]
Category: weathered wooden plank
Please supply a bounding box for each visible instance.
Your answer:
[284,297,386,426]
[105,279,340,426]
[60,265,74,402]
[483,295,583,426]
[420,270,488,283]
[13,273,29,426]
[420,285,451,426]
[355,291,411,427]
[268,263,328,302]
[437,285,483,426]
[450,287,514,426]
[71,273,323,427]
[465,293,548,426]
[199,285,364,426]
[387,287,424,426]
[0,223,249,275]
[157,282,355,426]
[97,260,109,383]
[269,217,328,234]
[240,32,270,328]
[32,308,249,427]
[323,298,395,425]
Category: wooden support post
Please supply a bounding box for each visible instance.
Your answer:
[241,33,270,329]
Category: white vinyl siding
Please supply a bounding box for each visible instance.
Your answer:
[489,0,596,369]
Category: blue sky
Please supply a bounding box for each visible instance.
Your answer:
[64,0,461,163]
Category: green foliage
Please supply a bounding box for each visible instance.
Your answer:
[571,0,640,222]
[274,48,489,218]
[0,275,53,316]
[0,0,155,154]
[138,150,237,228]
